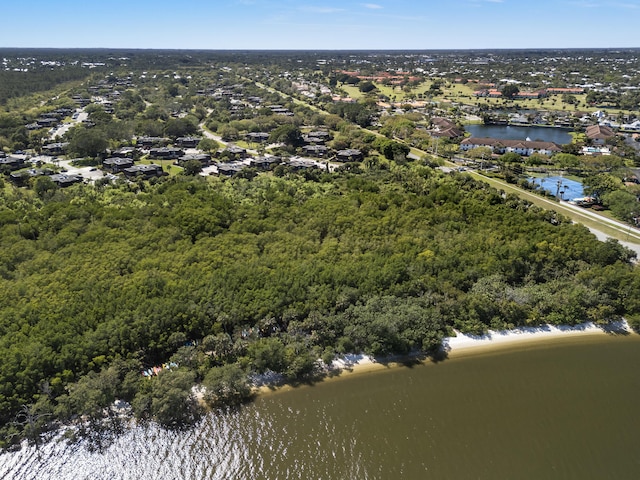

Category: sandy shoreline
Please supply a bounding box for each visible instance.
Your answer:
[254,320,634,395]
[441,320,629,356]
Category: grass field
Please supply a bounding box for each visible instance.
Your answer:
[140,157,182,176]
[338,80,633,117]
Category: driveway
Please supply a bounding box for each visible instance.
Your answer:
[58,159,104,182]
[49,108,88,140]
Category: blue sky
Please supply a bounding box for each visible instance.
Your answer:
[1,0,639,49]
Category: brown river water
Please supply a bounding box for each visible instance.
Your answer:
[1,334,639,479]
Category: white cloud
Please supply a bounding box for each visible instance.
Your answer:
[362,3,384,8]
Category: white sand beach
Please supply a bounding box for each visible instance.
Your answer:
[254,320,634,395]
[442,320,631,357]
[333,320,632,374]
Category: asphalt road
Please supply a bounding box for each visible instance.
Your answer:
[58,159,105,182]
[49,109,88,140]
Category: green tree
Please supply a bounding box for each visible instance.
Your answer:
[137,369,200,429]
[248,337,287,373]
[554,153,580,169]
[198,137,219,155]
[203,364,251,407]
[164,118,197,139]
[358,81,377,93]
[373,137,410,161]
[501,84,520,99]
[468,146,493,161]
[182,159,203,176]
[269,124,303,147]
[32,176,57,199]
[602,190,640,222]
[583,173,623,198]
[67,128,108,158]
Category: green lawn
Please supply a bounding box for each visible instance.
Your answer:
[338,81,621,116]
[140,157,182,176]
[339,84,363,100]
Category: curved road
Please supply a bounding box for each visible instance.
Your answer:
[245,79,640,255]
[468,171,640,256]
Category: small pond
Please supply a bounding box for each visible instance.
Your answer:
[467,125,573,144]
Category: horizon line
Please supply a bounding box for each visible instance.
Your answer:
[1,46,640,52]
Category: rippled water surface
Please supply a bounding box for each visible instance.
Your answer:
[2,335,640,479]
[466,124,573,144]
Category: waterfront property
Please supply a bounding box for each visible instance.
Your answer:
[460,137,562,156]
[585,125,615,145]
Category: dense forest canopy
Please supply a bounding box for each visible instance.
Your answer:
[1,166,640,444]
[1,47,640,446]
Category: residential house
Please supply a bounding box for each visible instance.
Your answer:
[149,147,184,159]
[305,131,331,143]
[177,153,212,167]
[175,137,201,148]
[430,117,463,139]
[287,157,319,171]
[102,157,134,173]
[431,127,463,139]
[216,162,246,176]
[72,95,91,106]
[42,142,69,155]
[9,168,55,186]
[546,87,584,95]
[336,149,363,162]
[49,173,83,187]
[621,120,640,132]
[112,146,137,158]
[246,132,270,143]
[268,105,293,116]
[585,125,615,145]
[123,164,164,178]
[302,145,329,158]
[36,118,58,128]
[0,156,26,171]
[431,117,456,130]
[514,90,546,100]
[302,134,326,145]
[136,136,170,148]
[221,146,247,160]
[509,114,529,125]
[250,156,281,170]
